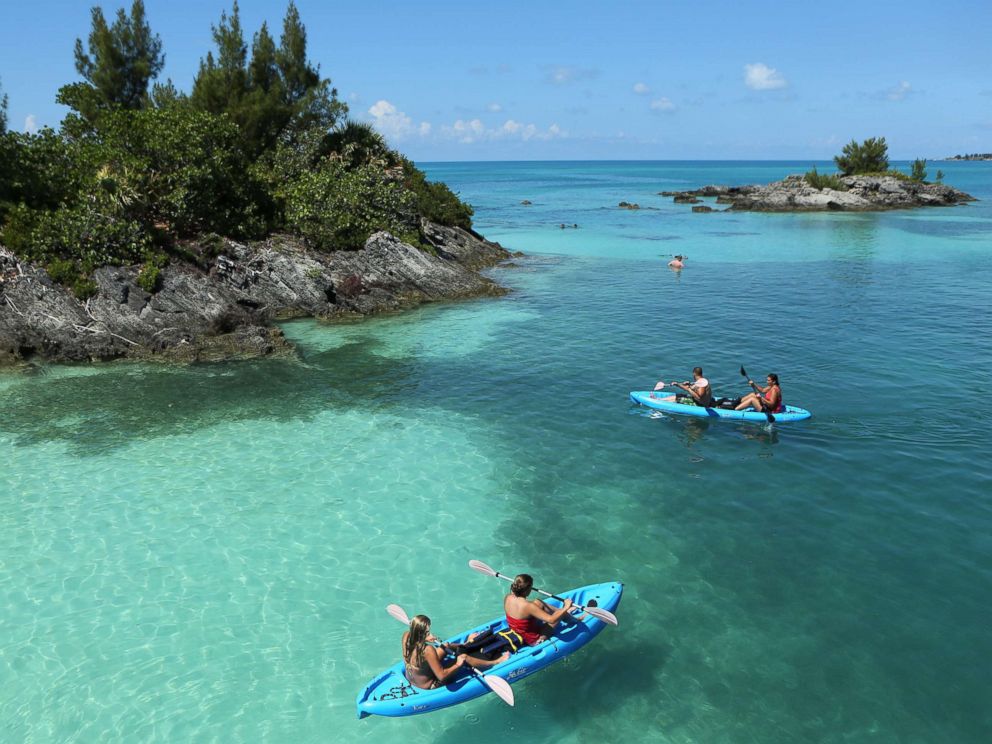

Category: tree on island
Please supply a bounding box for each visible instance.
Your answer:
[910,158,928,182]
[57,0,164,123]
[0,77,7,133]
[834,137,890,175]
[191,1,347,156]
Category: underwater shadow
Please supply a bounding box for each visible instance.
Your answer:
[1,338,419,456]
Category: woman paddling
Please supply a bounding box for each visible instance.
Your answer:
[504,574,574,645]
[402,615,507,689]
[736,373,784,414]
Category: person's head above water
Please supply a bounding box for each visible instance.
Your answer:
[510,574,534,597]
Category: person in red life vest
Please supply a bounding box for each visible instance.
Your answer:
[503,574,573,646]
[736,373,785,414]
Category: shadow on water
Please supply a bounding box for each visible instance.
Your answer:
[431,641,673,744]
[0,339,418,456]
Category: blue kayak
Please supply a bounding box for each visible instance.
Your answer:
[356,581,623,718]
[630,390,812,422]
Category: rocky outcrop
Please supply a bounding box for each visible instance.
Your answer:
[618,201,641,210]
[692,205,714,213]
[0,221,511,365]
[664,175,975,213]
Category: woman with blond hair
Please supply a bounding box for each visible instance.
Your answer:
[402,615,506,689]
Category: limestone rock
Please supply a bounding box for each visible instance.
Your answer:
[0,221,512,365]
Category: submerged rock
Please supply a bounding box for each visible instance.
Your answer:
[0,221,511,365]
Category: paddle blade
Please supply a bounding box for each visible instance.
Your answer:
[584,606,619,627]
[468,560,498,577]
[477,671,514,706]
[739,365,747,378]
[386,604,410,625]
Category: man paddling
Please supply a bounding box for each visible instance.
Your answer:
[655,367,713,407]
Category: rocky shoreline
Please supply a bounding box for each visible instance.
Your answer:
[661,174,976,212]
[0,220,513,366]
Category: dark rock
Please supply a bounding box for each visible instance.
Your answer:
[692,205,714,213]
[0,221,512,366]
[520,200,532,205]
[618,202,641,209]
[674,195,701,204]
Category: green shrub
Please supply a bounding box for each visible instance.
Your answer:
[834,137,890,175]
[137,251,167,292]
[935,170,944,183]
[400,157,473,230]
[910,158,928,182]
[90,106,268,237]
[804,166,847,191]
[283,159,419,250]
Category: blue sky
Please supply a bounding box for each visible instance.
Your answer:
[1,0,990,161]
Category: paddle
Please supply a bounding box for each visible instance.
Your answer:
[468,560,619,627]
[740,365,775,423]
[385,604,515,707]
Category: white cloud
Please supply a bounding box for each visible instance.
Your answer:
[487,102,502,113]
[545,65,597,85]
[887,81,912,101]
[368,99,415,142]
[418,122,432,136]
[650,97,676,112]
[744,63,787,91]
[633,82,650,95]
[348,92,362,103]
[440,118,565,144]
[24,114,38,134]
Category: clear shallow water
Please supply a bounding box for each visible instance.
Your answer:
[2,161,991,743]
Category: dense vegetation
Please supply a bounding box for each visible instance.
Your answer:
[804,138,942,190]
[0,1,472,297]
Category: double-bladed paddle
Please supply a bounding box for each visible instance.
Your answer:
[468,560,619,627]
[740,365,775,423]
[385,604,515,707]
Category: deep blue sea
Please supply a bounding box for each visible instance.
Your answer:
[2,161,990,743]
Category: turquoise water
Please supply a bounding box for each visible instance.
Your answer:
[2,161,991,742]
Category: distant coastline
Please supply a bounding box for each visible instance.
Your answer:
[941,153,992,161]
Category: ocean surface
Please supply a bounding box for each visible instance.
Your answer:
[2,161,990,743]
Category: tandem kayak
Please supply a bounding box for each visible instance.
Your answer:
[356,581,623,718]
[629,390,812,422]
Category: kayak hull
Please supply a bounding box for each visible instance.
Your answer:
[629,390,812,422]
[356,581,622,718]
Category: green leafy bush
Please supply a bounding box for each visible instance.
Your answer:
[137,251,167,292]
[90,106,268,237]
[283,159,418,250]
[400,157,473,230]
[804,166,847,191]
[834,137,890,175]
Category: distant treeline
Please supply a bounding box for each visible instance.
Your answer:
[0,1,472,297]
[944,153,992,161]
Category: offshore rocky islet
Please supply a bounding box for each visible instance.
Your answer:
[660,173,976,212]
